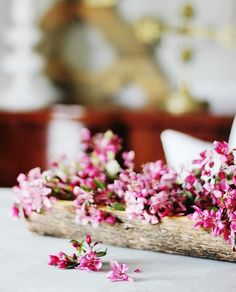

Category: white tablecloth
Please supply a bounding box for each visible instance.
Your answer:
[1,188,236,292]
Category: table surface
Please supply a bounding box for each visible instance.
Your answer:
[1,188,236,292]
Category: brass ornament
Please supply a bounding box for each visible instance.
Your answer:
[181,3,194,19]
[181,47,193,63]
[133,17,236,48]
[84,0,116,8]
[162,83,208,115]
[39,0,168,106]
[133,17,163,45]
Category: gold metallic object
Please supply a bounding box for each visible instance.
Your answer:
[162,83,208,115]
[181,47,193,63]
[133,17,163,45]
[84,0,116,7]
[181,3,194,19]
[133,17,236,48]
[40,0,168,106]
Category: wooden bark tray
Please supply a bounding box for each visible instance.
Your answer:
[26,201,236,262]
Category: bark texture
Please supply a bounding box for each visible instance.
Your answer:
[26,201,236,262]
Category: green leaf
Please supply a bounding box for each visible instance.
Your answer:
[194,196,199,203]
[66,264,77,269]
[78,240,85,254]
[184,191,193,200]
[207,206,218,212]
[81,185,92,192]
[111,203,125,211]
[94,179,106,190]
[96,250,107,257]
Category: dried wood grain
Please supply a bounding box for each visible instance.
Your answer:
[26,201,236,262]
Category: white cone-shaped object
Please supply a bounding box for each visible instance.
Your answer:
[161,129,212,170]
[228,116,236,149]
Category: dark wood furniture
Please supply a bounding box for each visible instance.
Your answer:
[0,111,50,187]
[0,105,233,187]
[121,111,234,167]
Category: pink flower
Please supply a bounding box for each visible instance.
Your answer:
[185,174,196,189]
[48,251,74,269]
[92,130,121,161]
[78,251,102,271]
[81,128,91,145]
[11,205,20,218]
[48,255,60,266]
[134,268,141,273]
[105,215,116,224]
[106,261,133,282]
[57,260,67,269]
[122,151,135,170]
[213,141,229,156]
[189,206,214,229]
[73,187,94,205]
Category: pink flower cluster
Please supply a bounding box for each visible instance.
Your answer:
[12,129,133,226]
[49,235,105,271]
[12,168,55,218]
[49,235,134,282]
[183,141,236,245]
[112,160,186,224]
[73,186,116,227]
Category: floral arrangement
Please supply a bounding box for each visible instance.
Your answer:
[12,129,133,227]
[11,128,236,248]
[111,160,186,224]
[49,234,106,270]
[181,141,236,248]
[49,234,136,282]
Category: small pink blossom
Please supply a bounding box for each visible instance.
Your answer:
[122,151,135,170]
[81,128,91,145]
[105,215,116,224]
[57,260,67,269]
[106,261,133,282]
[78,251,102,271]
[189,206,214,229]
[48,255,60,266]
[134,268,141,273]
[213,141,229,156]
[11,205,20,218]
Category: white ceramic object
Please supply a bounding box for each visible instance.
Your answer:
[228,115,236,149]
[0,0,57,111]
[161,115,236,169]
[160,129,212,170]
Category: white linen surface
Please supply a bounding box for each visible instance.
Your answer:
[0,188,236,292]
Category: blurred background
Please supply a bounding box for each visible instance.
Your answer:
[0,0,235,186]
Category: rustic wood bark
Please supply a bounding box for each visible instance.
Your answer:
[26,201,236,262]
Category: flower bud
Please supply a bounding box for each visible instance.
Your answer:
[86,234,92,245]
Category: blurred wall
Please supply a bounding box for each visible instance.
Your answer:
[0,0,236,114]
[0,0,9,59]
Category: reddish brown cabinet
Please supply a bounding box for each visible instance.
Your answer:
[0,105,233,187]
[0,111,50,187]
